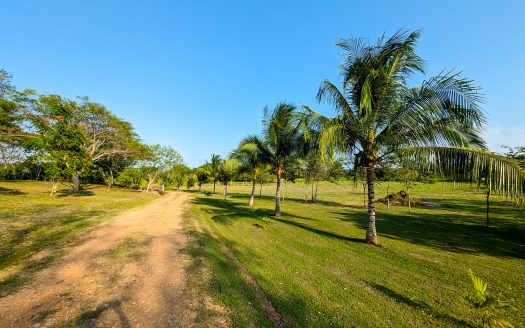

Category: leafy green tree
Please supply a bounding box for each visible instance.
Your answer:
[315,30,525,244]
[115,167,143,189]
[256,167,274,197]
[186,174,196,190]
[206,154,222,194]
[139,144,183,192]
[195,166,210,192]
[31,95,89,194]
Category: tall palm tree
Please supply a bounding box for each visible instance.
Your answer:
[242,103,303,216]
[206,154,222,194]
[233,135,268,206]
[315,30,525,245]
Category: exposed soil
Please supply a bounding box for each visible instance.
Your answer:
[0,192,195,328]
[377,190,441,209]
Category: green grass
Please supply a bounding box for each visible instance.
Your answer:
[0,181,159,296]
[186,180,525,327]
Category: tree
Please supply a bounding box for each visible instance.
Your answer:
[206,154,222,194]
[233,135,270,206]
[248,103,303,216]
[218,158,239,200]
[31,95,89,194]
[195,166,210,192]
[139,144,183,192]
[315,30,525,245]
[256,168,274,197]
[75,98,144,190]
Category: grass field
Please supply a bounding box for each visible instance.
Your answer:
[0,181,159,297]
[185,180,525,327]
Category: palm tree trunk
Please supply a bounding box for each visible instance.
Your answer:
[213,180,216,194]
[365,166,378,245]
[224,182,228,200]
[275,166,282,217]
[304,175,309,203]
[486,189,490,227]
[249,173,256,206]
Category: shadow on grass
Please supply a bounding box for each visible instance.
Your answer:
[0,186,26,195]
[191,195,365,245]
[335,204,525,259]
[0,211,104,296]
[182,223,276,327]
[56,189,95,197]
[368,282,474,327]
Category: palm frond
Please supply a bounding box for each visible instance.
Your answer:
[400,147,525,204]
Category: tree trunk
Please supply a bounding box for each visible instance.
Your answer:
[50,181,58,197]
[362,184,366,208]
[223,182,228,200]
[72,173,80,192]
[274,166,282,217]
[213,180,216,194]
[249,173,256,206]
[365,166,378,245]
[259,183,263,197]
[107,170,114,189]
[486,190,490,227]
[406,179,411,213]
[314,177,320,202]
[386,182,390,210]
[199,183,202,192]
[304,175,309,203]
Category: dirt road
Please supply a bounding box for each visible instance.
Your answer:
[0,192,194,328]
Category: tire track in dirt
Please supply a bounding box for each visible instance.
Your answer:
[0,192,193,328]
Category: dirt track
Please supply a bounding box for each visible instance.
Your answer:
[0,192,194,328]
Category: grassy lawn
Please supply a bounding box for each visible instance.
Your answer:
[185,181,525,327]
[0,181,159,296]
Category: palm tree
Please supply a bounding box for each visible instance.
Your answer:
[315,30,525,245]
[260,103,304,216]
[233,135,269,206]
[206,154,222,194]
[218,158,239,200]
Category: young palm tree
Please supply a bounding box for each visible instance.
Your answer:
[242,103,303,216]
[315,30,525,245]
[233,135,268,206]
[206,154,222,194]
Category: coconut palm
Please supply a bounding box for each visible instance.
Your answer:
[233,135,269,206]
[206,154,222,194]
[241,103,303,216]
[315,30,525,245]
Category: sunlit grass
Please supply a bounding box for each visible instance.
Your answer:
[186,180,525,327]
[0,181,159,296]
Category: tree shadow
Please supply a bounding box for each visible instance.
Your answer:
[192,196,365,245]
[335,204,525,259]
[367,282,474,327]
[56,189,95,197]
[192,196,315,227]
[0,186,26,195]
[73,299,131,327]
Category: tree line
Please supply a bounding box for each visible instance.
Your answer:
[2,29,525,245]
[0,69,190,194]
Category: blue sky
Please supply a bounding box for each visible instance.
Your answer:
[1,0,524,167]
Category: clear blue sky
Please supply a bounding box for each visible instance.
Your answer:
[2,0,524,167]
